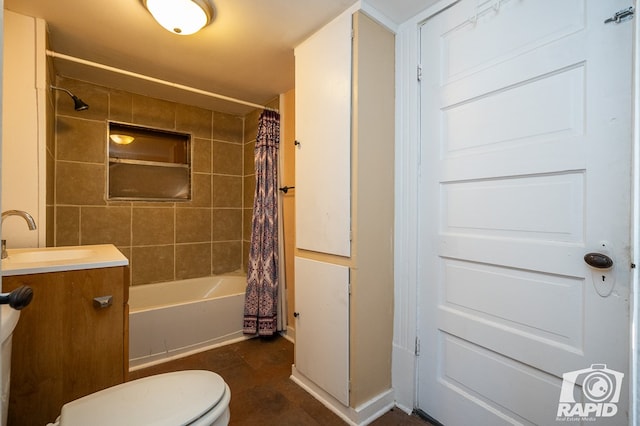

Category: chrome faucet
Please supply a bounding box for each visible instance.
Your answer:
[1,210,37,259]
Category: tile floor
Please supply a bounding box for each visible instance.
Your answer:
[129,335,431,425]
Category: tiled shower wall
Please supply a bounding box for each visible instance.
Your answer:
[50,77,257,285]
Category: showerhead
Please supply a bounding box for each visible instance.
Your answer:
[50,85,89,111]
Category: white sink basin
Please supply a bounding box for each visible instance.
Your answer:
[1,244,129,276]
[8,248,96,264]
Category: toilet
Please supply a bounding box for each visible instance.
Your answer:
[1,305,21,426]
[47,370,231,426]
[2,294,229,426]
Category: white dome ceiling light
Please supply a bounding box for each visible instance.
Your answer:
[143,0,214,35]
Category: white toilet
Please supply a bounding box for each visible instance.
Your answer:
[47,370,231,426]
[1,303,230,426]
[1,305,21,426]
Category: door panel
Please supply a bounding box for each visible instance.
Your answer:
[294,257,349,405]
[417,0,632,424]
[294,12,351,257]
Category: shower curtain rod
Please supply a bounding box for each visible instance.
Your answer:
[46,50,279,112]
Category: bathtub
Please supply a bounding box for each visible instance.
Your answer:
[128,273,249,370]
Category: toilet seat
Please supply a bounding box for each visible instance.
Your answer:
[56,370,229,426]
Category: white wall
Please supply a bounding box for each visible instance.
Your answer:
[1,10,46,248]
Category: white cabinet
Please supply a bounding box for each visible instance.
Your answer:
[294,10,352,257]
[292,6,395,420]
[294,257,349,405]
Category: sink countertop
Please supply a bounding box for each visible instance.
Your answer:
[1,244,129,276]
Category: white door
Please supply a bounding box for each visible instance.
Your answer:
[294,257,350,405]
[417,0,633,425]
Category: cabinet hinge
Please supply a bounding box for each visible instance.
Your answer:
[417,64,423,82]
[415,337,421,356]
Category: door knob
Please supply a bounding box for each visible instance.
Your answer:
[584,252,614,269]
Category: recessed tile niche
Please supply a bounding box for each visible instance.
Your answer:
[108,122,191,201]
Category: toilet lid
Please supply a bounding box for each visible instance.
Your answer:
[60,370,227,426]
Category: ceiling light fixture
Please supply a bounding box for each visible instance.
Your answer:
[143,0,214,35]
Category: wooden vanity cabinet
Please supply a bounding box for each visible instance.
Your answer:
[3,266,129,426]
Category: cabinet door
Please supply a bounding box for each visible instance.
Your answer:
[294,11,352,257]
[294,257,349,405]
[4,267,126,426]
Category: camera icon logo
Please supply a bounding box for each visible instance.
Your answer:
[557,364,624,419]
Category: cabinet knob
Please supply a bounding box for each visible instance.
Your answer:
[93,295,113,309]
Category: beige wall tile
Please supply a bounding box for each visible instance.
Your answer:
[213,175,242,208]
[55,77,108,121]
[213,112,243,143]
[185,173,212,207]
[213,141,243,175]
[242,208,253,242]
[243,175,255,208]
[132,245,174,285]
[243,141,255,176]
[56,116,106,163]
[46,150,55,205]
[109,89,133,123]
[212,208,242,241]
[132,94,176,129]
[212,241,242,274]
[55,206,80,246]
[192,138,212,173]
[176,243,212,279]
[55,161,106,205]
[176,208,212,243]
[52,78,250,284]
[132,207,174,246]
[176,104,212,139]
[242,240,251,272]
[80,206,131,246]
[46,205,54,247]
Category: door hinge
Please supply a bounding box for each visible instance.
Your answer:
[415,337,421,356]
[604,6,634,24]
[417,64,423,82]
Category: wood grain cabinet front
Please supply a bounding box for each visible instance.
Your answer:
[3,266,129,426]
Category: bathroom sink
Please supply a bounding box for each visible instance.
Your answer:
[1,244,128,276]
[8,248,95,264]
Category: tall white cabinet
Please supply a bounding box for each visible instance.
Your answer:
[292,6,395,424]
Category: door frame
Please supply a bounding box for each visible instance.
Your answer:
[391,0,640,423]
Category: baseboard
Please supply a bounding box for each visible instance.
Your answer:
[290,365,395,426]
[280,325,295,343]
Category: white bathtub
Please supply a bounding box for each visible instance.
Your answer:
[129,273,249,370]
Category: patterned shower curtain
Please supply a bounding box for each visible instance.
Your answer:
[243,110,280,336]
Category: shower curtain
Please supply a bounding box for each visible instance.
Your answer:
[243,109,280,336]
